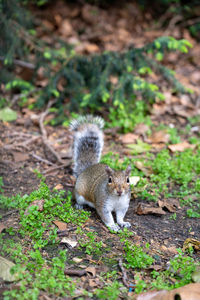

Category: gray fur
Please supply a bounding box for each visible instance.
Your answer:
[70,115,104,131]
[70,115,104,177]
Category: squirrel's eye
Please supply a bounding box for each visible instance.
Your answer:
[126,177,130,183]
[108,177,112,183]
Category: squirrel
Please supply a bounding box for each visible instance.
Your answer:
[70,115,131,232]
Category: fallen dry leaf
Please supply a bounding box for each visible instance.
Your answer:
[158,198,180,213]
[149,130,170,144]
[72,257,83,263]
[136,290,167,300]
[192,266,200,283]
[76,42,100,53]
[24,199,44,215]
[54,184,64,190]
[136,203,166,216]
[134,123,149,135]
[136,283,200,300]
[173,104,196,118]
[81,4,100,24]
[151,143,166,151]
[53,220,67,231]
[183,238,200,252]
[0,256,18,282]
[60,237,77,248]
[179,95,195,108]
[12,152,29,162]
[134,161,153,176]
[152,103,168,116]
[168,142,196,152]
[85,266,96,277]
[149,265,163,271]
[0,223,6,233]
[59,19,74,37]
[119,133,138,144]
[129,176,140,186]
[88,278,98,287]
[160,245,178,254]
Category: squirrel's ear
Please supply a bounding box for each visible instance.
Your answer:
[125,165,131,176]
[105,165,113,176]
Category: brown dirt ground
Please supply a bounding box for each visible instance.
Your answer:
[0,118,199,260]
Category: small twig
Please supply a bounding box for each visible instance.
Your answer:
[57,227,77,236]
[64,268,87,277]
[39,100,64,165]
[99,222,109,232]
[163,14,183,34]
[180,17,200,27]
[30,153,54,166]
[4,136,40,151]
[0,56,35,69]
[10,88,40,107]
[6,132,33,138]
[118,258,129,288]
[65,183,74,188]
[23,136,41,146]
[4,144,29,151]
[43,163,70,174]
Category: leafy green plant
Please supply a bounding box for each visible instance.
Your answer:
[3,3,193,130]
[0,182,90,248]
[186,207,200,218]
[108,100,152,133]
[95,281,125,300]
[151,249,199,290]
[79,231,103,255]
[134,274,147,294]
[170,213,177,220]
[124,241,154,269]
[3,249,75,299]
[167,127,181,144]
[0,177,3,193]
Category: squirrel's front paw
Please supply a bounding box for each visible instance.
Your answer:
[119,221,131,228]
[75,203,83,209]
[108,223,120,232]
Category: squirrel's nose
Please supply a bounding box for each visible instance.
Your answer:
[117,190,122,196]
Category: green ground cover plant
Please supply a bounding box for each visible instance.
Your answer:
[1,242,76,300]
[131,248,199,293]
[124,241,154,269]
[0,181,90,249]
[0,169,199,298]
[78,230,104,255]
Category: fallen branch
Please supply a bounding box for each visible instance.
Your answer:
[64,268,87,277]
[0,56,35,70]
[57,227,77,236]
[10,88,40,107]
[118,258,129,288]
[43,162,71,174]
[3,136,41,150]
[0,56,35,69]
[4,136,40,151]
[39,100,64,165]
[30,153,54,166]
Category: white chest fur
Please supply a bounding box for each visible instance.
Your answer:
[105,194,130,212]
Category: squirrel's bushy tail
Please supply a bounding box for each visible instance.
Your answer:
[70,115,104,177]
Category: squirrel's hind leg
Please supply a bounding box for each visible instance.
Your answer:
[75,191,95,209]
